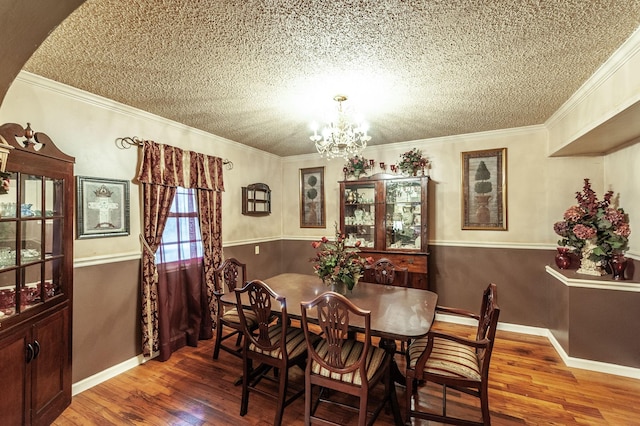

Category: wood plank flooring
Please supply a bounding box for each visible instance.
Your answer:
[53,322,640,425]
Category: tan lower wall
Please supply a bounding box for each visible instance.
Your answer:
[72,259,141,383]
[70,241,638,384]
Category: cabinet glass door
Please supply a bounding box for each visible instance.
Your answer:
[385,178,422,250]
[343,183,376,248]
[0,172,65,320]
[0,172,17,318]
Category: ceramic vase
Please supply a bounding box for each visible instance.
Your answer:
[609,254,628,280]
[576,239,604,276]
[555,247,572,269]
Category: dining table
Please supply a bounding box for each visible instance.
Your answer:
[222,272,438,426]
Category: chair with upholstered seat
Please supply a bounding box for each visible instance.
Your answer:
[405,283,500,426]
[365,257,410,354]
[212,258,254,360]
[365,257,408,287]
[235,279,312,426]
[300,291,394,426]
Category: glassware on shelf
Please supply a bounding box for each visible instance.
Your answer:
[0,247,15,268]
[0,287,16,316]
[0,202,16,217]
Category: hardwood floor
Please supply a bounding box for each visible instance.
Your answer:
[53,322,640,425]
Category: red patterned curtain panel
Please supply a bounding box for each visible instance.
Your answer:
[137,140,224,358]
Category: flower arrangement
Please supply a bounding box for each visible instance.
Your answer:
[310,224,374,291]
[553,178,630,264]
[344,155,370,177]
[397,148,428,175]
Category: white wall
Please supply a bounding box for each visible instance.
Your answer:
[2,71,638,260]
[283,126,605,249]
[0,72,283,261]
[605,139,640,257]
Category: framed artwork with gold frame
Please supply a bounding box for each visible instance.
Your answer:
[461,148,507,230]
[300,167,325,228]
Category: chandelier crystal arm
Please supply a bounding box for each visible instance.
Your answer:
[309,95,370,160]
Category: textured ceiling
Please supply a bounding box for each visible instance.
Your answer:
[23,0,640,157]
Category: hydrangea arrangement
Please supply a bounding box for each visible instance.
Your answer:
[553,178,630,263]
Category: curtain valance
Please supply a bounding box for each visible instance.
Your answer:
[136,140,224,191]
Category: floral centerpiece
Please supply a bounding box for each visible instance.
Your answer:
[310,224,374,292]
[344,155,370,178]
[397,148,428,175]
[553,178,630,275]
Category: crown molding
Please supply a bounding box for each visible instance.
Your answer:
[14,71,282,161]
[547,26,640,127]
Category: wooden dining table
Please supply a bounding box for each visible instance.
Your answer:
[222,272,438,425]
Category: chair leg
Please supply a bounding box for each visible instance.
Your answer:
[304,378,312,426]
[358,387,368,426]
[405,373,414,424]
[480,382,491,425]
[274,367,288,426]
[213,320,224,360]
[442,384,447,416]
[240,357,251,416]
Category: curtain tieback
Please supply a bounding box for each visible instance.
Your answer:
[139,234,156,261]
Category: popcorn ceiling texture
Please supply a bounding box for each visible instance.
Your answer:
[23,0,640,156]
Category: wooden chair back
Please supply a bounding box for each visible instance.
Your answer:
[213,257,247,294]
[234,279,290,357]
[366,257,408,286]
[301,291,372,377]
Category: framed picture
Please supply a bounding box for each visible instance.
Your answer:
[76,176,130,239]
[461,148,507,230]
[300,167,325,228]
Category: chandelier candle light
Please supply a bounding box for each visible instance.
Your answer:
[310,95,371,160]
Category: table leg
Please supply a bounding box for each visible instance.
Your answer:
[379,338,406,385]
[379,338,404,426]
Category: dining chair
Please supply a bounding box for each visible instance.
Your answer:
[234,279,312,426]
[300,291,394,426]
[365,257,410,355]
[405,283,500,426]
[212,258,253,360]
[365,257,408,287]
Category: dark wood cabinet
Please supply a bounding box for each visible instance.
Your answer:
[0,123,74,425]
[339,173,429,289]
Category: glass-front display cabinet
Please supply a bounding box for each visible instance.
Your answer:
[0,173,65,318]
[0,122,74,425]
[339,173,429,289]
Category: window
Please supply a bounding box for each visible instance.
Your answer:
[156,187,203,265]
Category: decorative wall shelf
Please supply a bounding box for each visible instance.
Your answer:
[242,183,271,216]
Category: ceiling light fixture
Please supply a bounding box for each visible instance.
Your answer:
[310,95,371,160]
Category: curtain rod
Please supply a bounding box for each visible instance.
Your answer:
[115,136,233,170]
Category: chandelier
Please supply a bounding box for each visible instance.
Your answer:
[310,95,371,159]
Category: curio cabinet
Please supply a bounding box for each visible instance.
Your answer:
[339,173,429,289]
[0,123,74,425]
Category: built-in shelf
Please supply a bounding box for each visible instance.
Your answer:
[545,265,640,292]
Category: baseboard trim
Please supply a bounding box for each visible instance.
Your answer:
[72,317,639,396]
[72,352,157,396]
[436,313,640,379]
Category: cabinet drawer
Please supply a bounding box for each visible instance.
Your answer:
[363,251,427,274]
